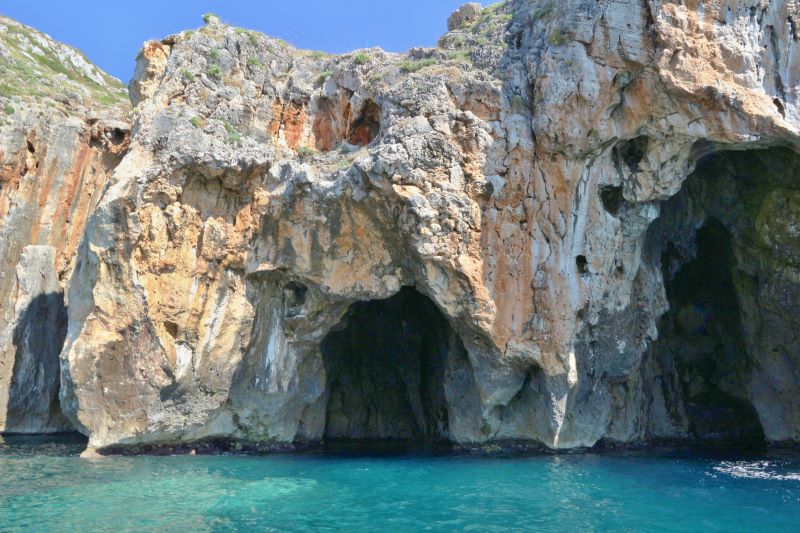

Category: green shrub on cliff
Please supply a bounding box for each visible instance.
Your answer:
[222,120,242,144]
[298,145,317,156]
[207,64,222,79]
[399,58,437,73]
[548,27,571,46]
[3,104,14,115]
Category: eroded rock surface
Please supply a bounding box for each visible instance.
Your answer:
[34,1,800,450]
[0,17,130,432]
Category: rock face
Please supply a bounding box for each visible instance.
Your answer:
[4,1,800,451]
[0,17,130,432]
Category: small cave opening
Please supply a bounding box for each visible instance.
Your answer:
[312,96,381,152]
[600,185,624,216]
[319,287,463,443]
[576,255,589,276]
[656,219,765,448]
[614,135,648,173]
[347,99,381,146]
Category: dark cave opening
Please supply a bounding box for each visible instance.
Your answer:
[658,218,765,447]
[320,287,462,442]
[347,99,381,146]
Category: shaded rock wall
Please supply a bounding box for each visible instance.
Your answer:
[641,148,800,445]
[0,16,130,432]
[0,109,129,432]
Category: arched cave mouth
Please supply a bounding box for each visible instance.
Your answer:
[658,218,765,448]
[319,287,462,444]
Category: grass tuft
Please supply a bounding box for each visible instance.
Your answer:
[222,120,242,144]
[298,145,317,156]
[399,58,437,73]
[207,64,222,79]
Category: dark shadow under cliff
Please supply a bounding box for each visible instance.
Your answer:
[3,292,70,433]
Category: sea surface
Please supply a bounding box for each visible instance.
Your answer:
[1,435,799,532]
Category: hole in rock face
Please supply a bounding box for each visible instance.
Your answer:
[615,136,648,173]
[347,99,381,146]
[773,98,786,117]
[600,185,624,216]
[657,219,765,448]
[111,128,126,145]
[576,255,589,276]
[284,282,307,314]
[163,321,179,339]
[320,287,464,442]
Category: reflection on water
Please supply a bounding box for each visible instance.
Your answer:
[1,435,799,532]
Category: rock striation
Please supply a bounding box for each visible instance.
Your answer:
[3,1,800,452]
[0,16,130,432]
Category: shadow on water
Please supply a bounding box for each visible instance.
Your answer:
[0,432,87,457]
[4,292,70,432]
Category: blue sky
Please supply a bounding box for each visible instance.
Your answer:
[1,0,485,82]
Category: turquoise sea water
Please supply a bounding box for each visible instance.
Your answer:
[1,435,800,532]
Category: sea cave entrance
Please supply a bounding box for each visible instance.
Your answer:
[657,218,765,447]
[319,287,463,443]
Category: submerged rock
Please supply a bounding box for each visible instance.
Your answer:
[3,2,800,451]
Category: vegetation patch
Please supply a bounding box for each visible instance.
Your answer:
[3,104,14,115]
[0,20,129,113]
[235,28,261,46]
[354,52,370,65]
[222,120,242,144]
[531,1,555,20]
[446,50,473,64]
[207,64,222,80]
[190,116,204,128]
[399,58,437,73]
[548,27,571,46]
[298,145,317,156]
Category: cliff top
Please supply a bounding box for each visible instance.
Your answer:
[0,15,130,120]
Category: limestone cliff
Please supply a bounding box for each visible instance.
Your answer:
[0,16,130,432]
[3,1,800,452]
